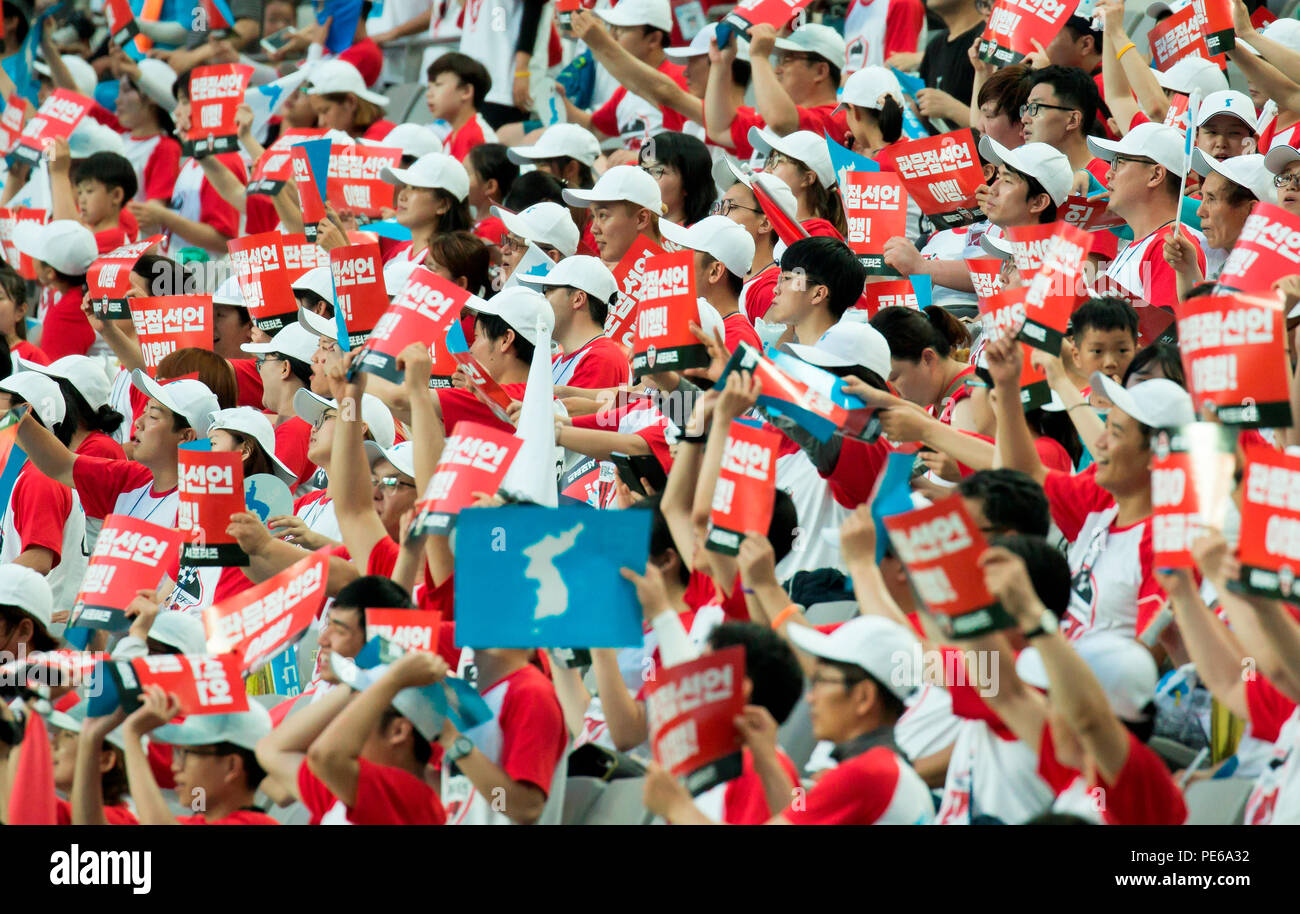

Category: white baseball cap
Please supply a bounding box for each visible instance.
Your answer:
[213,275,247,308]
[206,406,297,483]
[1090,372,1195,427]
[1265,144,1300,175]
[363,122,443,158]
[836,66,905,113]
[382,152,470,202]
[241,321,320,364]
[507,123,602,168]
[1088,122,1187,177]
[69,118,127,158]
[19,355,112,411]
[787,320,892,378]
[364,439,416,479]
[563,164,666,214]
[719,158,801,219]
[659,215,756,278]
[293,266,336,306]
[472,286,556,346]
[979,135,1073,207]
[34,55,96,97]
[305,59,389,107]
[134,58,178,110]
[1196,90,1258,132]
[1191,150,1278,204]
[1152,56,1228,98]
[0,565,54,636]
[748,127,836,188]
[490,202,580,256]
[1236,18,1300,56]
[787,616,919,702]
[1016,630,1157,722]
[152,702,273,753]
[130,371,221,435]
[292,388,397,449]
[518,254,618,306]
[773,23,847,71]
[148,611,208,655]
[979,229,1015,260]
[297,302,338,340]
[0,372,64,428]
[15,220,97,275]
[665,22,751,62]
[596,0,672,32]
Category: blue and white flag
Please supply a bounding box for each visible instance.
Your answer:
[890,68,930,140]
[825,130,879,188]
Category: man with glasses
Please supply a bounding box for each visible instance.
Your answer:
[1022,67,1110,185]
[518,255,630,389]
[1088,123,1208,310]
[490,201,580,280]
[242,322,321,493]
[1266,144,1300,218]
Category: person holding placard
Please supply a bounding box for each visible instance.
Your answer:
[241,322,320,493]
[518,256,630,390]
[747,128,847,237]
[658,215,762,353]
[563,165,666,270]
[104,50,182,204]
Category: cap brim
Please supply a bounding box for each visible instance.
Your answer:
[292,387,333,426]
[1086,134,1124,162]
[663,46,706,60]
[1265,145,1300,175]
[298,305,338,339]
[506,145,548,164]
[786,622,869,669]
[1090,371,1146,423]
[785,341,854,368]
[363,441,415,477]
[561,186,608,208]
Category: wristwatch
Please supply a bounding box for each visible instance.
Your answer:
[1023,610,1058,640]
[445,735,474,762]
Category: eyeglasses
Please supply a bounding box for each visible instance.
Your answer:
[311,410,338,432]
[1019,101,1078,118]
[641,164,668,179]
[254,355,284,369]
[173,745,225,764]
[712,199,762,217]
[1275,173,1300,190]
[372,475,416,491]
[766,150,798,170]
[810,671,865,690]
[774,52,819,67]
[1111,154,1157,170]
[501,233,532,254]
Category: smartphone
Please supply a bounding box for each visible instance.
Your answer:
[260,26,297,54]
[611,452,667,494]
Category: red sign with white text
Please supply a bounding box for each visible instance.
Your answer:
[365,609,443,654]
[1193,0,1234,55]
[858,278,922,318]
[1234,443,1300,602]
[105,0,140,46]
[645,645,747,795]
[892,130,985,229]
[1151,423,1237,568]
[14,89,91,167]
[451,351,515,423]
[966,257,1004,305]
[187,65,253,157]
[326,145,402,216]
[707,419,780,556]
[129,653,250,715]
[632,250,705,378]
[409,421,523,535]
[69,516,181,632]
[1059,195,1125,233]
[1015,221,1092,355]
[979,0,1078,66]
[228,232,298,333]
[178,449,247,566]
[281,232,329,280]
[976,287,1050,410]
[1219,202,1300,298]
[608,234,664,351]
[355,266,469,385]
[0,95,26,156]
[204,549,330,672]
[1149,3,1225,71]
[841,170,908,275]
[0,208,46,278]
[248,128,328,196]
[330,243,389,348]
[722,0,815,33]
[131,295,214,375]
[88,236,164,320]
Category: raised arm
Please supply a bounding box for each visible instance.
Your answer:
[747,25,800,137]
[660,389,719,572]
[1158,567,1250,718]
[328,356,390,572]
[120,687,187,825]
[255,681,355,801]
[985,335,1047,484]
[574,12,703,125]
[14,410,78,488]
[1035,348,1105,455]
[1097,0,1147,133]
[704,37,741,148]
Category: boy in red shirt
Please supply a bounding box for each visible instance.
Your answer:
[520,255,631,390]
[13,220,98,361]
[426,52,498,162]
[48,142,141,253]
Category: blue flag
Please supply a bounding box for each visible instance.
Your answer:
[454,505,650,648]
[890,68,930,140]
[293,137,332,205]
[361,219,413,241]
[318,0,366,54]
[825,130,879,187]
[910,275,933,310]
[871,451,918,562]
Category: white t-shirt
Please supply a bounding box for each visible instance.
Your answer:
[0,466,88,616]
[165,158,207,257]
[774,449,849,581]
[936,719,1056,824]
[1245,705,1300,824]
[122,134,164,201]
[895,683,960,761]
[843,0,890,75]
[457,0,547,109]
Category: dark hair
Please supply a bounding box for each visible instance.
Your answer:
[3,1,29,44]
[430,189,472,233]
[8,389,74,446]
[380,706,433,766]
[225,430,275,476]
[769,489,798,564]
[1069,295,1139,342]
[1123,340,1185,387]
[475,311,534,365]
[990,533,1072,615]
[822,658,906,720]
[703,253,745,297]
[1010,169,1060,224]
[334,575,415,634]
[779,237,867,319]
[634,494,689,587]
[957,469,1051,538]
[871,305,970,361]
[1064,14,1103,41]
[55,377,124,437]
[805,176,847,236]
[467,143,519,203]
[503,171,567,210]
[133,254,192,297]
[282,355,313,387]
[0,262,29,340]
[1028,65,1102,136]
[562,285,612,326]
[320,92,385,130]
[426,52,492,108]
[101,746,129,806]
[428,231,491,298]
[875,95,904,144]
[74,151,139,203]
[1206,170,1259,208]
[640,132,714,225]
[51,268,88,286]
[214,743,267,790]
[0,603,56,652]
[707,622,804,725]
[156,349,238,409]
[977,64,1032,125]
[731,58,752,88]
[1031,405,1084,468]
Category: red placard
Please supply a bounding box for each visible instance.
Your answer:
[1013,221,1093,355]
[557,0,582,29]
[1150,423,1237,568]
[976,287,1050,410]
[129,653,249,715]
[326,144,402,216]
[228,231,298,332]
[1163,93,1192,130]
[631,250,706,378]
[858,278,922,318]
[892,129,984,229]
[707,419,780,555]
[451,351,515,423]
[1219,202,1300,298]
[1176,291,1290,428]
[200,0,235,30]
[1251,6,1277,29]
[365,609,443,653]
[1234,442,1300,601]
[0,95,25,156]
[329,242,389,348]
[1002,223,1056,277]
[204,548,330,672]
[69,516,181,631]
[105,0,140,46]
[281,232,329,280]
[1193,0,1234,56]
[841,170,908,275]
[409,421,523,534]
[178,448,247,566]
[607,234,663,351]
[966,257,1004,304]
[248,128,328,196]
[187,64,253,158]
[1148,3,1225,72]
[5,208,47,279]
[722,0,814,33]
[645,645,747,794]
[292,144,328,236]
[753,173,811,246]
[884,493,1011,637]
[1138,305,1177,346]
[1059,194,1125,233]
[558,456,619,508]
[131,295,214,375]
[13,89,91,167]
[87,236,164,320]
[355,266,468,385]
[978,0,1078,66]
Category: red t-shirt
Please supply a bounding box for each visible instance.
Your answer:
[684,568,748,623]
[1039,722,1186,825]
[76,431,126,461]
[796,103,851,148]
[590,59,688,140]
[297,757,446,825]
[361,119,397,142]
[176,809,279,825]
[275,416,316,492]
[338,38,384,87]
[782,746,921,824]
[570,398,674,472]
[723,748,802,824]
[11,339,50,365]
[55,798,139,825]
[8,465,72,563]
[722,310,761,353]
[436,382,528,435]
[140,134,183,202]
[554,335,629,390]
[40,286,94,361]
[231,358,264,410]
[824,436,891,509]
[741,264,779,322]
[485,664,568,795]
[447,114,493,163]
[93,222,135,254]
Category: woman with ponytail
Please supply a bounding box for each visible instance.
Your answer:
[840,68,908,162]
[870,305,980,433]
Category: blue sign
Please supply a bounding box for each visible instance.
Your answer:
[890,68,930,140]
[911,274,933,310]
[318,0,366,54]
[4,3,67,107]
[871,451,917,562]
[825,131,879,188]
[453,506,650,648]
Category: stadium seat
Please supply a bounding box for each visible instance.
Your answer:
[561,777,608,824]
[777,695,817,775]
[581,777,653,825]
[383,82,425,124]
[1183,778,1254,825]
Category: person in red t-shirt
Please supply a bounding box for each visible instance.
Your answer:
[426,52,498,163]
[47,141,140,254]
[716,170,783,322]
[211,277,264,410]
[520,255,629,390]
[0,264,48,366]
[256,653,446,825]
[119,686,279,825]
[62,703,139,825]
[660,215,762,354]
[106,49,184,203]
[304,59,396,142]
[242,323,319,493]
[14,220,98,362]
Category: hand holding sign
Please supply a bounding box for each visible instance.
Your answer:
[123,684,184,736]
[388,649,450,688]
[619,562,674,622]
[976,546,1046,629]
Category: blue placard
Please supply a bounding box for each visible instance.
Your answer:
[0,443,27,523]
[362,219,414,241]
[871,451,917,561]
[453,505,650,648]
[268,643,301,696]
[318,0,366,54]
[890,68,930,140]
[825,130,879,187]
[911,275,933,310]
